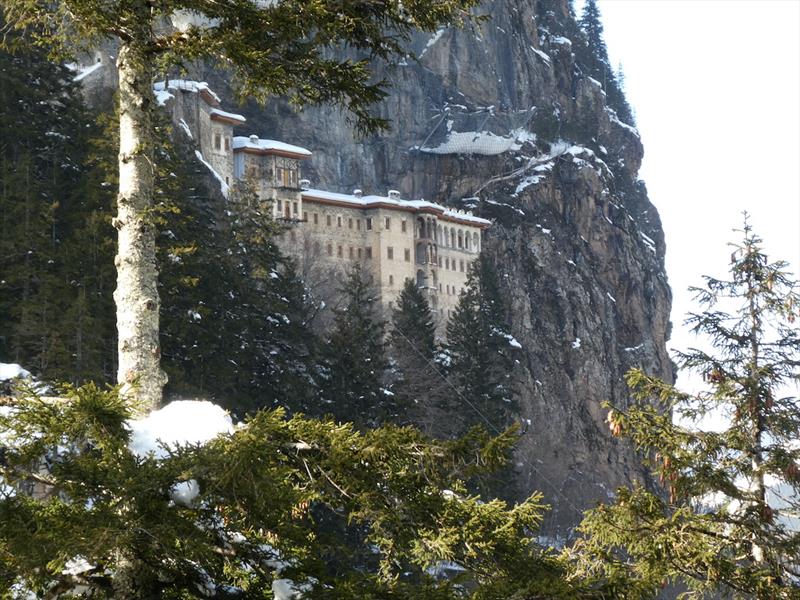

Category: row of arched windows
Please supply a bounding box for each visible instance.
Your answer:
[415,217,481,253]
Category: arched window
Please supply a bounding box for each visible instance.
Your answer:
[473,232,479,252]
[416,269,426,288]
[416,217,425,238]
[457,230,463,249]
[416,242,426,264]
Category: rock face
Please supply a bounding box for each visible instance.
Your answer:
[89,0,673,537]
[227,0,673,537]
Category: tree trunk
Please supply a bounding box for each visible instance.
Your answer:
[114,39,166,412]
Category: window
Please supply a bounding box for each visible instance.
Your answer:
[404,248,410,262]
[445,258,450,269]
[214,133,222,151]
[387,247,394,260]
[337,216,342,227]
[446,285,450,295]
[276,166,284,183]
[326,215,332,226]
[293,202,298,214]
[365,247,372,259]
[438,283,442,292]
[313,213,319,225]
[348,218,353,229]
[357,219,361,230]
[384,217,390,230]
[349,246,354,259]
[357,248,362,259]
[438,256,442,267]
[389,275,394,285]
[313,241,320,253]
[277,199,283,212]
[337,245,343,257]
[327,243,333,256]
[460,260,465,272]
[224,137,231,151]
[401,220,407,233]
[366,218,372,230]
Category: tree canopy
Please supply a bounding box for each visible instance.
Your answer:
[573,219,800,599]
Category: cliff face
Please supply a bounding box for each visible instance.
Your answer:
[228,0,673,536]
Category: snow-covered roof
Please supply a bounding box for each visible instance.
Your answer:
[210,108,246,125]
[153,79,221,107]
[233,135,312,159]
[301,188,491,228]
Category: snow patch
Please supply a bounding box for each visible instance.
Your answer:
[127,400,234,458]
[70,62,103,82]
[571,338,581,350]
[0,363,31,381]
[171,479,200,506]
[195,150,229,199]
[420,28,447,58]
[416,127,536,156]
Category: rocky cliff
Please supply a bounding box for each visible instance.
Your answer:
[85,0,673,538]
[228,0,674,537]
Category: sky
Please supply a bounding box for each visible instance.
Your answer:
[593,0,800,387]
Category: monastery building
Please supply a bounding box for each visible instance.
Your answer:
[156,80,492,325]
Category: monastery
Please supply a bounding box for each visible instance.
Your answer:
[156,79,491,324]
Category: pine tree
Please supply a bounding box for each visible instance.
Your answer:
[0,384,595,598]
[573,219,800,598]
[446,255,520,434]
[389,278,450,433]
[320,264,387,427]
[3,0,482,411]
[0,35,100,380]
[576,0,635,126]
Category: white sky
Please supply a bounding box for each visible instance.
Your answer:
[594,0,800,385]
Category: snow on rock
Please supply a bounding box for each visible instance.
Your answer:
[127,400,234,459]
[571,338,581,350]
[419,28,447,58]
[416,127,536,156]
[606,108,640,138]
[195,150,230,199]
[67,61,104,83]
[0,363,31,381]
[531,46,551,64]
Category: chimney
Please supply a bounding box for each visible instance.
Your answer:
[249,134,259,144]
[388,189,400,199]
[353,189,363,198]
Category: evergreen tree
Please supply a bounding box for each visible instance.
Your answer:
[0,384,595,598]
[576,0,635,126]
[3,0,482,410]
[446,255,520,434]
[574,220,800,598]
[0,35,104,381]
[389,278,450,433]
[320,264,387,427]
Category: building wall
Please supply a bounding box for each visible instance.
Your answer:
[168,89,235,187]
[279,198,484,330]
